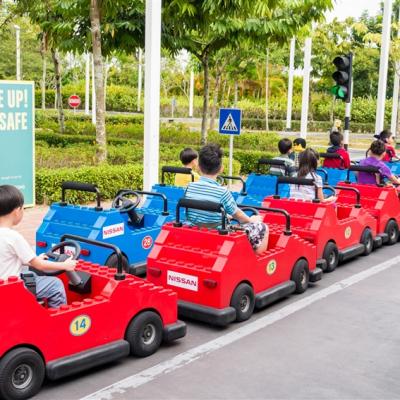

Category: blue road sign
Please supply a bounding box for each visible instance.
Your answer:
[219,108,241,135]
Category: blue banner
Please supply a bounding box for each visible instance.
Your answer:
[0,81,35,206]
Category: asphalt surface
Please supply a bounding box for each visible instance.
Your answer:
[34,241,400,400]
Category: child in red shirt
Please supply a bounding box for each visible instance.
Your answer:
[323,131,351,169]
[374,130,398,162]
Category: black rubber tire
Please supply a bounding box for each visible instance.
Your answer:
[360,228,373,256]
[230,283,255,322]
[323,242,339,273]
[385,219,399,245]
[291,259,309,294]
[105,253,129,272]
[0,347,45,400]
[125,311,163,357]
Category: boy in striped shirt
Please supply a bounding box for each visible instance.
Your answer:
[184,144,269,254]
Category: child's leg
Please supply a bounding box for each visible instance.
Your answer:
[35,276,67,308]
[244,222,269,254]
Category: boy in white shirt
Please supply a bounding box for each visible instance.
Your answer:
[0,185,77,307]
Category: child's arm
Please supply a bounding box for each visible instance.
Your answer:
[388,174,400,185]
[29,255,77,272]
[232,209,262,224]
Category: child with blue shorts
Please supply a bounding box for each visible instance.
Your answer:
[0,185,77,308]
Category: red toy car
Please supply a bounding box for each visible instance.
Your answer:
[336,165,400,245]
[147,198,321,327]
[261,177,380,273]
[0,235,185,400]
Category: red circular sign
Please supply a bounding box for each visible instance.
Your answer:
[142,235,153,250]
[68,94,81,108]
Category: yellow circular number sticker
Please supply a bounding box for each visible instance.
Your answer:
[70,315,91,336]
[344,227,352,239]
[266,260,277,275]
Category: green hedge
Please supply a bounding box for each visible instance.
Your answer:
[241,118,375,133]
[36,157,242,204]
[36,164,143,204]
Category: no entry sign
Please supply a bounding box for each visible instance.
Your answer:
[68,94,81,109]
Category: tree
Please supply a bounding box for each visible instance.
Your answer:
[163,0,334,143]
[14,0,144,162]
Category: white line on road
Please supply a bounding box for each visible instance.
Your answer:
[81,256,400,400]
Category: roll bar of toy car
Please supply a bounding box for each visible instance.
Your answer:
[174,198,228,234]
[346,165,380,183]
[257,158,290,175]
[275,176,318,201]
[322,185,336,196]
[61,181,102,210]
[131,190,169,215]
[316,168,329,184]
[60,234,126,281]
[161,166,194,186]
[335,186,362,208]
[245,205,292,236]
[218,175,247,195]
[319,152,345,168]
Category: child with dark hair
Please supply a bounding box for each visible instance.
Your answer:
[373,130,398,162]
[270,138,296,176]
[175,147,200,187]
[359,140,400,185]
[323,131,351,169]
[0,185,77,308]
[291,137,307,168]
[184,144,269,254]
[290,148,336,203]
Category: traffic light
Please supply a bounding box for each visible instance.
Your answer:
[330,54,353,102]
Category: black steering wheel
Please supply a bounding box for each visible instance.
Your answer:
[38,240,81,277]
[112,190,141,213]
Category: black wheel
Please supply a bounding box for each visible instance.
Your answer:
[291,259,309,294]
[125,311,163,357]
[385,219,399,245]
[323,242,339,273]
[230,283,255,322]
[0,348,45,400]
[360,228,373,256]
[105,253,129,272]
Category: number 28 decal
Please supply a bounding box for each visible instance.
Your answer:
[70,315,91,336]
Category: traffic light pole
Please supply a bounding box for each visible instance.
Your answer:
[344,102,351,151]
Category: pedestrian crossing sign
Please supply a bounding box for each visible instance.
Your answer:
[219,108,241,135]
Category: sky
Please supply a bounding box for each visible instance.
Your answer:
[326,0,382,21]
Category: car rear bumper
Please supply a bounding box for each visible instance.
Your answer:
[309,267,322,282]
[163,320,187,342]
[178,300,236,327]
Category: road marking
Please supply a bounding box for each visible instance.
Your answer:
[81,256,400,400]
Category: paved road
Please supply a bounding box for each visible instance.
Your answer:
[34,242,400,400]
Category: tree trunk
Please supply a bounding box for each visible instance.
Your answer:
[51,49,65,134]
[41,57,46,110]
[40,34,47,110]
[90,0,107,164]
[200,55,210,145]
[209,69,222,131]
[234,81,238,106]
[265,48,270,132]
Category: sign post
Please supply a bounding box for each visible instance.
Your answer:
[219,108,242,179]
[0,81,35,206]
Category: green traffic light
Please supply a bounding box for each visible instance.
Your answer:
[330,85,347,99]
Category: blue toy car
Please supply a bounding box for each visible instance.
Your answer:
[36,182,173,276]
[318,153,356,186]
[143,166,194,212]
[236,159,291,206]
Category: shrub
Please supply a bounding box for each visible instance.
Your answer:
[36,164,143,204]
